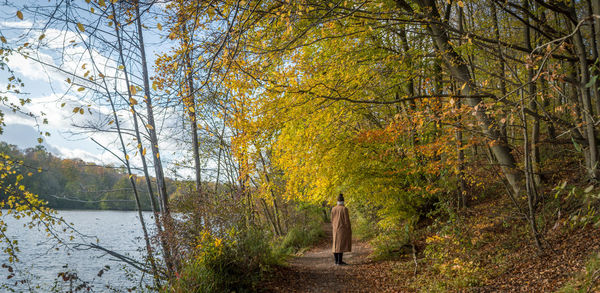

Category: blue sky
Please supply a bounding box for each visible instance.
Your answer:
[0,1,191,177]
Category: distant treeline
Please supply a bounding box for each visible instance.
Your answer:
[0,142,178,210]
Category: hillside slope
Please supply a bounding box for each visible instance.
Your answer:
[262,197,600,292]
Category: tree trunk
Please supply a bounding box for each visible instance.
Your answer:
[568,4,599,180]
[258,150,283,235]
[409,0,522,196]
[456,5,467,209]
[106,82,160,288]
[260,198,280,236]
[134,1,172,214]
[399,27,417,151]
[108,16,163,255]
[181,20,203,195]
[585,0,600,114]
[590,0,600,64]
[215,122,227,193]
[132,0,177,275]
[107,3,160,284]
[521,90,543,252]
[524,0,541,186]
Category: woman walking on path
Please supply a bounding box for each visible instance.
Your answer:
[331,193,352,265]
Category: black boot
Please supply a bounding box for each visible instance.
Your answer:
[338,253,348,265]
[333,253,339,264]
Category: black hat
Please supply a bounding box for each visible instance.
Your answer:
[337,193,344,202]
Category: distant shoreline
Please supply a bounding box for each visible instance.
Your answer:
[1,208,155,212]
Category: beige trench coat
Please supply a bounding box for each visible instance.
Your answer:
[331,205,352,253]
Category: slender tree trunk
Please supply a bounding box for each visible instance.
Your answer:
[433,57,443,143]
[83,20,161,285]
[586,0,600,117]
[107,37,164,258]
[215,122,226,193]
[569,61,585,130]
[105,74,161,289]
[134,1,172,214]
[115,0,177,276]
[272,196,283,234]
[455,93,466,209]
[259,198,280,236]
[538,10,557,140]
[521,90,543,252]
[456,5,467,209]
[523,0,541,186]
[181,21,203,195]
[491,3,510,144]
[399,27,417,151]
[109,3,160,285]
[258,151,283,235]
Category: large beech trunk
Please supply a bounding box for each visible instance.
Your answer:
[402,0,522,196]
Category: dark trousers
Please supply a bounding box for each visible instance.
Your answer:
[333,252,343,264]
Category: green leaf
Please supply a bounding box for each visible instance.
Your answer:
[560,181,567,189]
[572,137,582,152]
[586,75,598,88]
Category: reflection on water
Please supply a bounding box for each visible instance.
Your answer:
[0,210,158,292]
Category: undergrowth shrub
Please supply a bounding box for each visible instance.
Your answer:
[168,186,330,292]
[278,224,323,254]
[550,183,600,230]
[370,230,410,261]
[414,210,483,292]
[167,227,279,293]
[369,217,416,261]
[421,233,482,290]
[353,213,378,240]
[276,202,325,254]
[352,200,380,240]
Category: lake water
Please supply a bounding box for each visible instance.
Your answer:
[0,210,158,292]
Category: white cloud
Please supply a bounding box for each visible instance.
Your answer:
[42,28,87,50]
[7,51,57,81]
[0,20,34,29]
[53,144,122,166]
[2,93,80,128]
[5,25,124,96]
[3,111,37,127]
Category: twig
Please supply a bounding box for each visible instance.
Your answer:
[411,242,418,276]
[73,243,156,275]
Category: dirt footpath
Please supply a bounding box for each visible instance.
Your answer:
[261,224,409,292]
